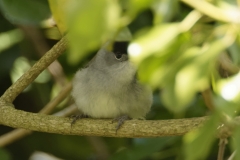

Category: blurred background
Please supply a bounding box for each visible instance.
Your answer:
[1,0,240,159]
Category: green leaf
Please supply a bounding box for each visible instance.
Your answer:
[229,42,240,65]
[0,0,50,25]
[184,113,220,160]
[0,29,23,53]
[137,32,191,86]
[160,28,235,112]
[129,23,181,65]
[0,148,11,160]
[161,47,209,112]
[122,0,152,21]
[48,0,69,34]
[213,96,239,117]
[110,137,178,160]
[151,0,179,24]
[115,27,132,41]
[67,0,120,65]
[231,126,240,160]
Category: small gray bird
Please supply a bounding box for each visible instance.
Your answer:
[71,41,152,130]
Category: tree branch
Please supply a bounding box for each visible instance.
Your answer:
[0,83,73,146]
[0,104,77,147]
[0,36,68,103]
[0,105,207,138]
[19,25,68,87]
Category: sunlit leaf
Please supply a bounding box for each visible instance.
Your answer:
[161,28,236,111]
[231,126,240,160]
[10,57,31,92]
[0,0,50,25]
[213,96,238,117]
[184,113,220,160]
[129,23,181,64]
[67,0,120,65]
[163,54,211,111]
[216,72,240,103]
[136,31,191,86]
[229,42,240,65]
[48,0,69,34]
[44,27,62,40]
[10,57,51,92]
[151,0,179,24]
[35,70,51,84]
[0,29,23,53]
[217,0,239,11]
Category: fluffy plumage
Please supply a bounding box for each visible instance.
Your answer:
[71,45,152,120]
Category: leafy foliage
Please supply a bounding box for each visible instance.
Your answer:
[0,0,50,25]
[0,0,240,159]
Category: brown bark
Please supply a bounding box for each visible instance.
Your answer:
[0,105,207,138]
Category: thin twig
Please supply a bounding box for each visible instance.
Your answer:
[19,25,67,87]
[0,129,32,147]
[86,137,110,160]
[218,53,239,75]
[39,83,72,114]
[0,36,67,103]
[217,138,228,160]
[201,88,215,111]
[53,104,78,117]
[228,151,236,160]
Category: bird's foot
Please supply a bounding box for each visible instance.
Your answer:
[70,114,88,127]
[112,115,131,133]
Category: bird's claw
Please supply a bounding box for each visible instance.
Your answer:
[112,115,131,133]
[70,114,88,127]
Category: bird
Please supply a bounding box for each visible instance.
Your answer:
[71,41,153,131]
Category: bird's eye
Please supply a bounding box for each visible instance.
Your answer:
[115,53,122,60]
[114,52,128,61]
